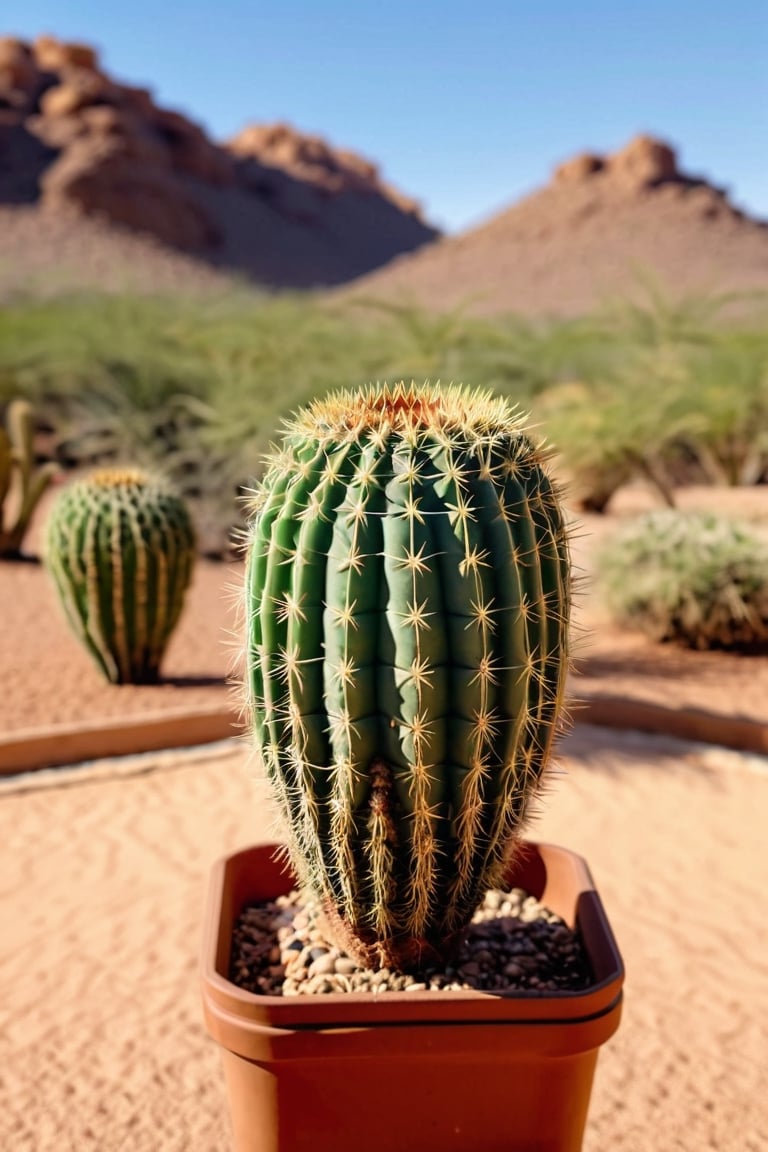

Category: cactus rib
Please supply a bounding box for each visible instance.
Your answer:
[243,383,571,969]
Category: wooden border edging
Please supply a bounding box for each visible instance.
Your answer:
[577,695,768,756]
[1,695,766,778]
[0,707,241,776]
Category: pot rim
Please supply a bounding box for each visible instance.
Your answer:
[201,840,624,1030]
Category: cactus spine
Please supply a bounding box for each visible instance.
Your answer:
[46,468,195,684]
[0,399,58,558]
[243,383,571,969]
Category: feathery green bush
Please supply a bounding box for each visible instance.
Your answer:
[3,287,767,548]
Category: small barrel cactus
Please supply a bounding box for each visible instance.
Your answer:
[243,383,571,969]
[46,467,196,684]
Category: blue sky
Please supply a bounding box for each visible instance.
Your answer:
[9,2,767,232]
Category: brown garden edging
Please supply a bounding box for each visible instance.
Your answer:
[0,706,241,776]
[0,691,765,778]
[576,693,768,756]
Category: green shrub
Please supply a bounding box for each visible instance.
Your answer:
[674,331,768,486]
[597,510,768,651]
[3,287,768,552]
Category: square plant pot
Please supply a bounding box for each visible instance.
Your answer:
[201,841,624,1152]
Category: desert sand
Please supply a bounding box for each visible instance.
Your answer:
[0,726,766,1151]
[2,549,766,739]
[1,482,767,1150]
[1,485,765,752]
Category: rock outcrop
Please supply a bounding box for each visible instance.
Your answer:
[228,121,421,214]
[554,134,701,193]
[347,135,768,316]
[0,35,437,285]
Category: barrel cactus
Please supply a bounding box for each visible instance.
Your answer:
[46,468,196,684]
[243,383,572,969]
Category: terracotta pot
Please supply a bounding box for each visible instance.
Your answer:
[201,841,624,1152]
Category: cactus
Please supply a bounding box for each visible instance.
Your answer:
[0,399,58,559]
[599,509,768,651]
[45,468,196,684]
[242,382,571,969]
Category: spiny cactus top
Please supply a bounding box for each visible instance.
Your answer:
[243,383,571,969]
[46,467,195,684]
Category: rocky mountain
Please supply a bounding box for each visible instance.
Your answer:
[3,38,766,315]
[0,35,438,292]
[345,135,768,315]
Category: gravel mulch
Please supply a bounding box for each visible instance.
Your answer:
[231,886,592,996]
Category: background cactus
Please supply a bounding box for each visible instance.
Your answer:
[46,468,196,684]
[0,399,58,559]
[598,509,768,651]
[243,382,571,969]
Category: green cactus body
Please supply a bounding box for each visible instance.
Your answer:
[46,468,195,684]
[244,383,571,969]
[0,399,58,558]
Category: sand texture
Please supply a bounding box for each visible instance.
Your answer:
[2,485,766,749]
[0,727,766,1150]
[1,483,767,1149]
[3,553,766,738]
[0,555,237,734]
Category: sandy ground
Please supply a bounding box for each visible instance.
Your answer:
[0,555,238,733]
[3,553,766,740]
[1,485,766,1150]
[567,486,768,726]
[0,726,765,1151]
[2,484,766,741]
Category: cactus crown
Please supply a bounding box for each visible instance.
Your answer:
[289,382,524,437]
[86,467,150,488]
[46,467,196,684]
[244,382,571,969]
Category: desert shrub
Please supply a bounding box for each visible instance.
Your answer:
[0,291,208,409]
[537,345,691,512]
[673,331,768,486]
[535,381,634,512]
[536,289,768,508]
[595,276,741,349]
[350,299,614,398]
[597,510,768,651]
[0,292,398,552]
[2,285,767,549]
